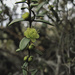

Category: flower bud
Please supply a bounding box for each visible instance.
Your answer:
[29,43,35,50]
[28,56,33,62]
[24,55,28,61]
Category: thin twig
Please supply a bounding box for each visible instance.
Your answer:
[27,0,32,75]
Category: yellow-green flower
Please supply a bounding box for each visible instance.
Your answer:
[24,28,39,42]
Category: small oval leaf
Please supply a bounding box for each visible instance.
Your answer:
[19,37,30,50]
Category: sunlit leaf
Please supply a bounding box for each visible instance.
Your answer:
[22,12,29,20]
[19,37,30,50]
[8,18,24,26]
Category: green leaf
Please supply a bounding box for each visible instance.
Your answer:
[21,7,28,10]
[23,69,27,75]
[50,8,60,22]
[36,2,45,13]
[22,62,28,75]
[8,18,24,26]
[47,15,55,22]
[31,69,38,75]
[30,3,39,9]
[36,11,47,17]
[34,20,54,26]
[16,48,21,52]
[35,49,43,55]
[19,37,30,50]
[0,11,2,14]
[15,0,26,4]
[23,62,28,67]
[32,0,38,3]
[36,15,44,17]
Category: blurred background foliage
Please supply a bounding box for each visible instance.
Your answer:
[0,0,75,75]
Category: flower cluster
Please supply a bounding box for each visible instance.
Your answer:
[24,28,39,42]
